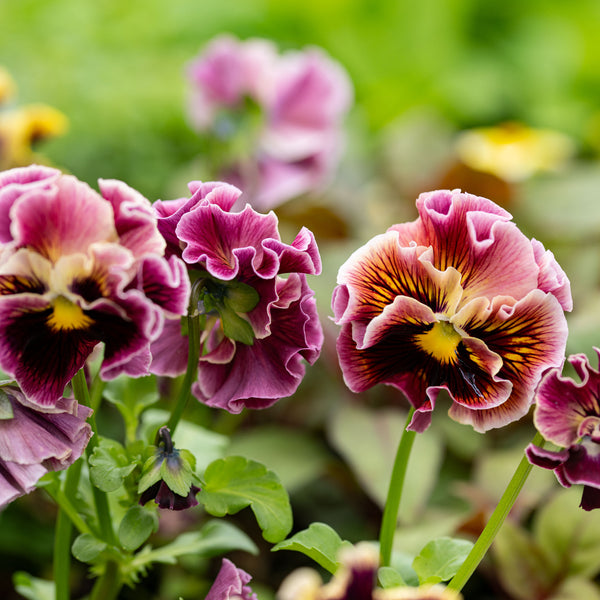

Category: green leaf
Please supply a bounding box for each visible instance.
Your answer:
[130,520,258,570]
[378,566,406,588]
[0,388,13,419]
[13,572,55,600]
[493,520,553,600]
[224,280,260,313]
[141,409,228,474]
[328,405,443,520]
[534,487,600,579]
[228,426,329,492]
[199,456,292,543]
[550,577,600,600]
[412,537,474,585]
[272,522,352,574]
[71,533,107,563]
[103,375,159,442]
[89,438,138,492]
[118,505,159,551]
[219,304,255,345]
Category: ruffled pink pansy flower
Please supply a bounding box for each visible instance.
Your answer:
[0,165,190,408]
[186,35,353,211]
[527,349,600,511]
[333,189,571,433]
[151,180,323,413]
[0,384,92,508]
[278,543,462,600]
[206,558,257,600]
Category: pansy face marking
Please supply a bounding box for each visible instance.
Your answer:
[333,189,571,433]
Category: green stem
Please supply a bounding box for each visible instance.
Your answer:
[379,407,417,567]
[72,369,116,546]
[53,459,83,600]
[166,313,200,435]
[89,561,120,600]
[447,431,545,592]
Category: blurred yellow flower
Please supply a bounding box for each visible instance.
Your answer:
[0,66,68,170]
[455,122,574,182]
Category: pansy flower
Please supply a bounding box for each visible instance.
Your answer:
[333,189,571,433]
[186,35,352,210]
[0,165,190,408]
[151,179,323,413]
[277,543,462,600]
[0,384,92,508]
[527,349,600,511]
[206,558,257,600]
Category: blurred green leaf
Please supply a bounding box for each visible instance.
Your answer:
[534,487,600,579]
[378,566,406,588]
[550,577,600,600]
[328,405,443,520]
[199,456,292,543]
[412,536,473,585]
[89,438,138,493]
[228,426,330,492]
[13,572,54,600]
[71,533,107,563]
[272,522,352,574]
[493,520,554,600]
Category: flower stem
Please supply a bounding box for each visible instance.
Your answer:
[53,459,83,600]
[166,312,200,435]
[379,407,417,567]
[72,369,116,546]
[447,430,545,592]
[89,560,120,600]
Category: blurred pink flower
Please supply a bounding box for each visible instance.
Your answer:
[0,385,92,508]
[333,189,571,433]
[151,179,323,413]
[186,35,353,210]
[0,165,190,408]
[206,558,257,600]
[527,349,600,510]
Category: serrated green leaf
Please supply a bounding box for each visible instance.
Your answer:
[118,505,159,551]
[71,533,107,563]
[272,522,352,574]
[199,456,292,543]
[89,438,138,492]
[412,537,474,585]
[378,566,406,588]
[13,572,55,600]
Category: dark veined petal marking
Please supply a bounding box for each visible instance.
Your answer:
[0,274,46,295]
[339,232,462,323]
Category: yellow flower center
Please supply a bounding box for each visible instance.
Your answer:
[415,320,462,363]
[47,296,93,331]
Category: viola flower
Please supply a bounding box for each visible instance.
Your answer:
[333,189,571,433]
[526,349,600,511]
[151,179,323,413]
[0,383,92,508]
[138,426,200,511]
[186,35,352,210]
[277,543,462,600]
[0,165,190,408]
[206,558,257,600]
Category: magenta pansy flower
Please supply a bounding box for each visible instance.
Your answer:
[0,165,190,408]
[151,180,323,413]
[0,384,92,508]
[332,189,571,433]
[186,35,352,210]
[205,558,257,600]
[527,349,600,511]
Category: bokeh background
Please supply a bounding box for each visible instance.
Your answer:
[2,1,600,599]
